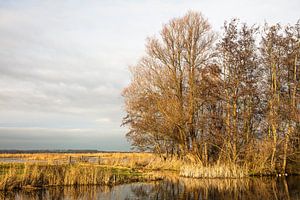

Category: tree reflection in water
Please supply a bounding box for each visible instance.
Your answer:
[128,176,300,200]
[0,176,299,200]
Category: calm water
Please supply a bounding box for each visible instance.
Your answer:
[1,176,299,200]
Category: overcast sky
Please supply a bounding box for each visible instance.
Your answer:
[0,0,299,151]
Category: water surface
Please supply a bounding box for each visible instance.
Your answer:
[1,176,299,200]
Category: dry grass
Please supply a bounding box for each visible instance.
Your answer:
[164,175,251,191]
[180,164,248,178]
[0,162,145,191]
[96,152,155,168]
[0,153,183,171]
[0,152,154,165]
[145,157,185,171]
[0,152,178,191]
[0,152,256,191]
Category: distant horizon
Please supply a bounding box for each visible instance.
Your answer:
[0,149,134,152]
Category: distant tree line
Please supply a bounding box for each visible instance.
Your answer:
[122,12,300,173]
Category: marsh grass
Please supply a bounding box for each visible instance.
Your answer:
[0,153,183,171]
[0,152,258,191]
[0,152,156,166]
[0,163,145,191]
[145,157,185,171]
[162,175,251,192]
[0,153,188,191]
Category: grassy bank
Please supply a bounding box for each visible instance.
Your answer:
[0,163,147,191]
[0,152,185,191]
[0,152,299,191]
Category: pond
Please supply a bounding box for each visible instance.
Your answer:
[1,176,299,199]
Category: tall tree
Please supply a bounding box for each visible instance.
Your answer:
[122,11,216,158]
[217,19,260,164]
[261,22,300,172]
[123,11,300,174]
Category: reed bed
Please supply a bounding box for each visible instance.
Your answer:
[180,164,248,178]
[0,152,254,192]
[0,153,189,191]
[179,177,250,191]
[145,157,185,171]
[0,163,145,191]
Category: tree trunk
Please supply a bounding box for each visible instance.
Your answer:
[282,126,290,174]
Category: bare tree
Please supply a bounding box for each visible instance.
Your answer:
[261,22,300,172]
[123,11,216,158]
[217,19,260,164]
[123,11,300,174]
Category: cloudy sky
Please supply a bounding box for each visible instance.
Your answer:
[0,0,299,150]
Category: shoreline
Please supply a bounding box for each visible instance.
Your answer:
[0,152,299,191]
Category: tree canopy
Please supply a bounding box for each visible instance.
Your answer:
[123,11,300,173]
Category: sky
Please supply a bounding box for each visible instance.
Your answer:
[0,0,299,151]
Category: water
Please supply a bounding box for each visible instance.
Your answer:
[1,176,299,200]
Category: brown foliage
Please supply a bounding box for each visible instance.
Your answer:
[123,12,300,174]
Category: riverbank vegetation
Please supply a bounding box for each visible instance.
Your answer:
[123,11,300,176]
[0,162,145,191]
[2,173,298,199]
[180,164,247,178]
[0,152,187,190]
[0,151,298,191]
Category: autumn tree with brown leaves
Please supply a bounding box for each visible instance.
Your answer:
[123,12,216,159]
[217,19,261,165]
[123,11,300,174]
[261,22,300,173]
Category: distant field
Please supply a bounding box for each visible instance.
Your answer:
[0,152,156,168]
